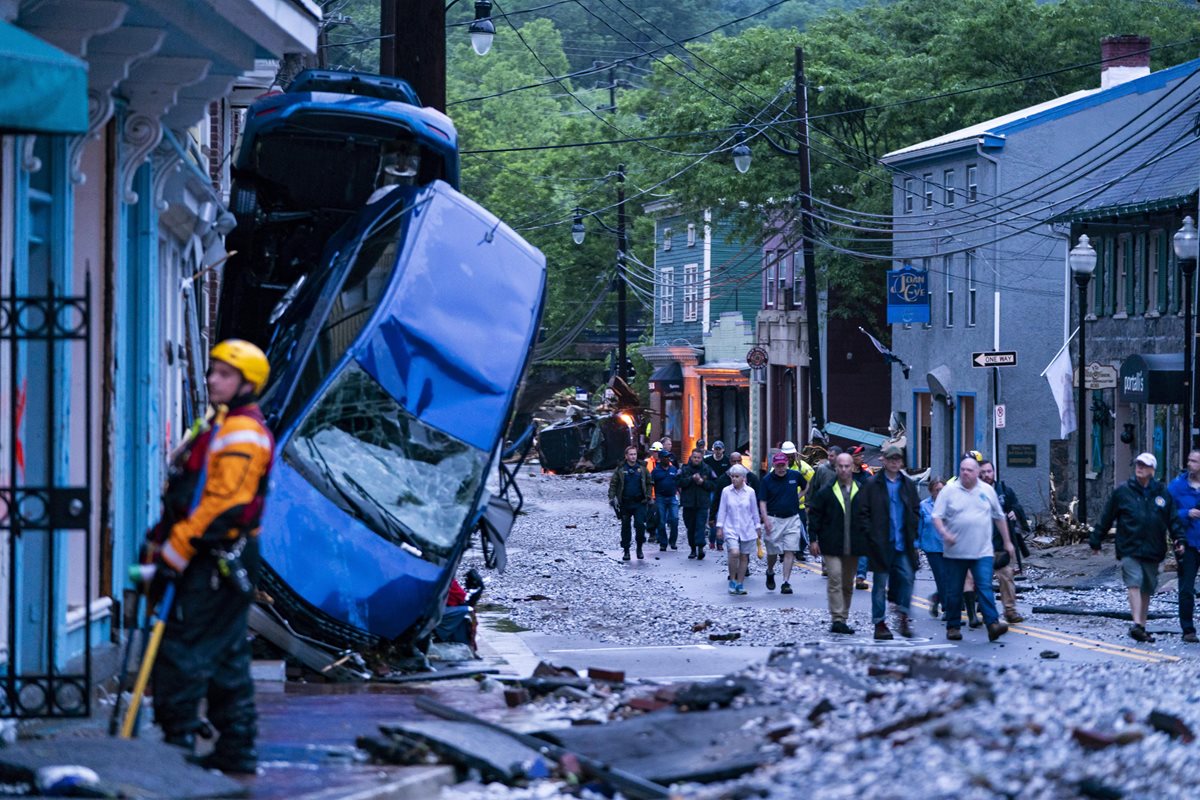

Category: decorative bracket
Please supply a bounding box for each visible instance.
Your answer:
[119,113,161,204]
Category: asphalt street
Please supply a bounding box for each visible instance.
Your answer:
[477,473,1193,682]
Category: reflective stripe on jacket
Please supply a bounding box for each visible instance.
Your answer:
[162,405,274,571]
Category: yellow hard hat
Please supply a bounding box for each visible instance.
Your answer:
[650,442,663,451]
[210,339,270,394]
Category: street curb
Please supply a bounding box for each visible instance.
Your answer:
[289,765,454,800]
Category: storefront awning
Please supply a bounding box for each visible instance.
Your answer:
[1119,353,1185,404]
[649,362,683,394]
[0,21,87,135]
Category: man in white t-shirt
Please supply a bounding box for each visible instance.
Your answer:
[932,456,1016,643]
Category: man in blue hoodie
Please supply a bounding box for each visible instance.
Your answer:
[1168,449,1200,643]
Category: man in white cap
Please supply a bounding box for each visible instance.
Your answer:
[1090,452,1182,643]
[780,441,815,555]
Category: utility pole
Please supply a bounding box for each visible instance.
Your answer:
[617,164,628,381]
[381,0,447,111]
[795,46,825,432]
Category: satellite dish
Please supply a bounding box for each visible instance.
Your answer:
[927,365,954,406]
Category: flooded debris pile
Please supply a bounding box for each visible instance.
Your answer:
[404,646,1200,799]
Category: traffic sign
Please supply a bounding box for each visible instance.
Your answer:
[972,350,1017,368]
[995,404,1006,429]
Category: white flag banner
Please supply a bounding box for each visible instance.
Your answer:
[1044,345,1076,438]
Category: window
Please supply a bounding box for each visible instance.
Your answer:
[1115,234,1129,315]
[903,178,914,214]
[683,263,699,321]
[957,394,976,457]
[1148,231,1162,315]
[944,169,956,207]
[1092,237,1106,317]
[660,267,674,322]
[922,258,933,328]
[966,165,978,203]
[286,362,489,554]
[687,223,696,247]
[923,173,934,210]
[663,227,672,250]
[764,250,777,307]
[965,250,977,327]
[943,254,954,327]
[914,392,932,471]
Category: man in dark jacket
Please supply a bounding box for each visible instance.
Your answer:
[862,444,920,640]
[1090,452,1182,643]
[808,453,870,634]
[650,452,681,551]
[981,460,1026,623]
[609,445,651,561]
[1168,449,1200,643]
[679,449,716,560]
[703,441,731,550]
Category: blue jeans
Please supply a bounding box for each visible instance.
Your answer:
[857,556,869,580]
[941,556,1000,629]
[925,551,947,607]
[1179,544,1199,634]
[872,552,915,622]
[656,496,679,547]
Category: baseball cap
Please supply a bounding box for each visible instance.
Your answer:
[712,440,725,449]
[772,452,789,465]
[848,445,865,456]
[781,441,798,454]
[882,444,903,459]
[1135,452,1157,469]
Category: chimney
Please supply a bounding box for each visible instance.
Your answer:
[1101,35,1151,89]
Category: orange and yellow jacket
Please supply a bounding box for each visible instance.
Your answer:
[160,403,274,572]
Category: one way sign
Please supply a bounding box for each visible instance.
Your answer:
[972,350,1017,368]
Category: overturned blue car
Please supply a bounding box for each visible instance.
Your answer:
[217,72,545,656]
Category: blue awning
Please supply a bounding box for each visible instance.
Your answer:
[0,21,87,135]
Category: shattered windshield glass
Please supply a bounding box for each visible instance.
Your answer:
[285,362,488,553]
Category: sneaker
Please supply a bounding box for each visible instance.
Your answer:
[781,582,793,595]
[728,580,738,594]
[873,622,894,641]
[830,621,855,635]
[986,621,1009,642]
[1004,610,1026,624]
[1184,631,1199,644]
[855,578,869,590]
[766,572,776,591]
[735,583,748,595]
[946,628,962,641]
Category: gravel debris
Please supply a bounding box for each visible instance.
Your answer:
[447,472,1200,799]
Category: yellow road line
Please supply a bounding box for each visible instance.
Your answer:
[791,560,1177,663]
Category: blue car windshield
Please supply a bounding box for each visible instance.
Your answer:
[285,362,489,553]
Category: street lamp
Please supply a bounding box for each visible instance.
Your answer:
[731,131,752,174]
[726,49,825,437]
[571,166,629,381]
[468,0,495,55]
[1174,216,1199,451]
[1069,233,1097,524]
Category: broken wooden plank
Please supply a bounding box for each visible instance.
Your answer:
[377,719,546,783]
[413,696,669,800]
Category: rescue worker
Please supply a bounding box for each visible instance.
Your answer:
[780,440,814,556]
[149,339,274,774]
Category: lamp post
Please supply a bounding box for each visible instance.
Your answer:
[729,47,825,435]
[572,165,629,382]
[380,0,493,112]
[1069,234,1097,524]
[1175,216,1199,451]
